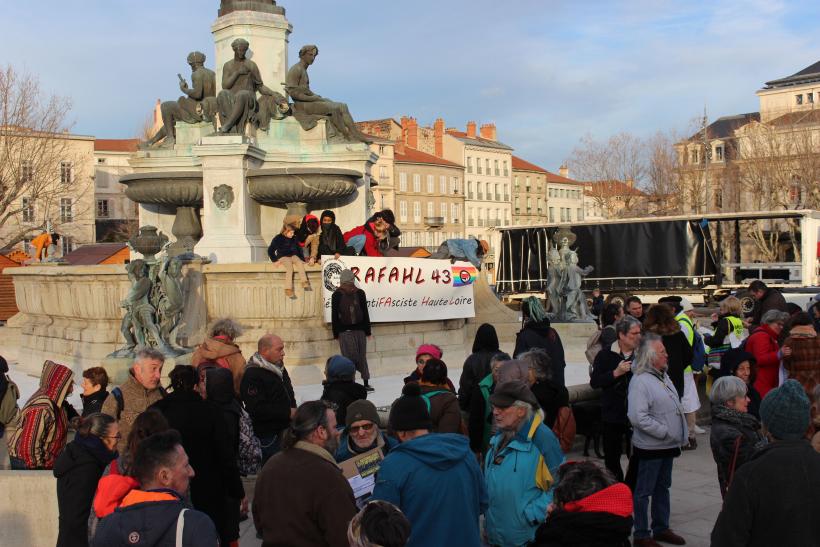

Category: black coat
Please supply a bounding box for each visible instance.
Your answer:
[750,287,788,327]
[514,322,567,387]
[458,349,495,411]
[331,287,371,337]
[658,330,693,400]
[267,234,303,262]
[321,380,368,424]
[590,348,632,425]
[318,222,352,256]
[708,406,764,497]
[53,436,115,547]
[150,390,244,544]
[712,440,820,546]
[533,510,632,547]
[531,380,569,429]
[240,363,296,438]
[80,390,109,417]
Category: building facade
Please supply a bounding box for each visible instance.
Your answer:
[511,156,549,225]
[94,139,140,242]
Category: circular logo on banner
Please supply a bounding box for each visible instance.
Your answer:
[459,269,472,284]
[323,261,344,292]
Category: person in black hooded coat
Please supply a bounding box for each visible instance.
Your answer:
[53,413,118,547]
[150,365,244,546]
[514,299,567,387]
[321,355,368,424]
[205,367,244,545]
[458,323,500,411]
[318,209,354,256]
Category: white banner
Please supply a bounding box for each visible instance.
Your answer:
[321,255,477,323]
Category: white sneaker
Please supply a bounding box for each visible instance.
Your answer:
[693,425,706,434]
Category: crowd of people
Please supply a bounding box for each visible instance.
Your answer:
[0,279,819,546]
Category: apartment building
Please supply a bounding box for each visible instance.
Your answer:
[511,156,549,225]
[393,141,464,250]
[94,139,140,242]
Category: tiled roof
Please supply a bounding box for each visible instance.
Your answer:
[683,113,759,142]
[584,180,647,198]
[95,139,139,152]
[545,171,584,186]
[62,243,128,265]
[394,147,462,168]
[511,156,548,173]
[767,109,820,127]
[764,60,820,88]
[445,130,514,151]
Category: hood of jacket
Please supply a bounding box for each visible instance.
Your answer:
[93,473,141,518]
[35,360,74,406]
[320,209,336,223]
[199,336,242,360]
[391,432,472,471]
[53,436,113,478]
[98,489,186,543]
[205,367,235,405]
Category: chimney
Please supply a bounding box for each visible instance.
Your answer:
[394,139,405,155]
[625,178,634,188]
[434,118,445,158]
[466,121,477,138]
[401,117,419,149]
[479,123,496,141]
[558,165,569,178]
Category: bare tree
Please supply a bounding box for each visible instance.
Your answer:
[645,130,685,215]
[0,65,92,250]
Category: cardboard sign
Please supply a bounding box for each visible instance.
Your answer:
[338,447,385,507]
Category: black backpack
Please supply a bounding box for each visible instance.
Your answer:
[338,290,364,326]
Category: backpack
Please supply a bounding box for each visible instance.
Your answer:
[237,407,262,476]
[338,290,364,326]
[110,387,125,420]
[551,407,577,453]
[0,376,20,427]
[585,329,604,366]
[691,329,708,373]
[421,390,468,436]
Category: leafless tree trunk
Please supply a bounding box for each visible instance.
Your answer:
[0,65,91,250]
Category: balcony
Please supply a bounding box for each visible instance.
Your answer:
[477,167,483,174]
[503,170,509,176]
[468,192,474,199]
[504,194,510,201]
[468,219,474,226]
[467,166,473,174]
[424,216,445,227]
[453,218,459,224]
[478,219,486,227]
[494,169,500,176]
[477,192,484,200]
[515,208,520,214]
[495,193,502,201]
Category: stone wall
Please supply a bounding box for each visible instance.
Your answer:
[0,471,59,546]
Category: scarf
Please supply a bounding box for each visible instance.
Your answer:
[712,404,761,431]
[248,352,284,379]
[75,434,118,466]
[294,440,336,465]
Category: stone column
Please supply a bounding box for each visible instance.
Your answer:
[212,9,292,97]
[193,136,268,263]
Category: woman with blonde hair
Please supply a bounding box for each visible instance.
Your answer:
[267,222,310,298]
[705,296,747,370]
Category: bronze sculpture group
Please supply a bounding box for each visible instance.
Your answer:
[146,39,370,146]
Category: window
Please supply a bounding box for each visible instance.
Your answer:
[400,201,408,222]
[97,158,106,164]
[477,158,483,174]
[503,160,508,176]
[426,175,434,194]
[577,208,583,221]
[60,161,73,184]
[439,176,447,194]
[537,198,543,213]
[413,202,421,223]
[809,94,815,104]
[96,199,110,218]
[690,149,699,164]
[486,183,492,199]
[526,197,532,211]
[485,159,491,174]
[60,198,73,223]
[467,157,473,173]
[525,177,531,191]
[495,184,500,200]
[22,197,34,222]
[61,236,73,256]
[379,165,388,180]
[714,145,724,162]
[20,160,33,182]
[441,202,447,222]
[413,174,421,193]
[399,172,407,191]
[451,177,459,194]
[452,203,459,222]
[427,202,434,217]
[494,160,499,175]
[796,94,804,105]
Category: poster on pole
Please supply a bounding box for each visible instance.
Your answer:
[321,255,477,323]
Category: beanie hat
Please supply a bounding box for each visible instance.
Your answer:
[760,379,810,440]
[346,399,381,428]
[326,355,356,381]
[416,344,443,360]
[388,383,432,432]
[340,269,355,283]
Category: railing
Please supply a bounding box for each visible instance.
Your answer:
[515,208,520,214]
[494,169,500,176]
[477,192,484,200]
[477,166,483,174]
[495,193,502,201]
[478,219,486,227]
[468,219,474,226]
[503,170,509,176]
[504,194,510,201]
[468,192,474,199]
[424,216,445,227]
[467,166,473,173]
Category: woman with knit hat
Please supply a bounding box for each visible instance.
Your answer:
[403,344,455,391]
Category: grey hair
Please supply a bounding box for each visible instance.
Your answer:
[761,309,790,326]
[518,348,552,382]
[615,315,642,337]
[489,351,512,368]
[553,461,616,507]
[632,332,662,375]
[710,376,748,406]
[512,399,536,422]
[78,412,116,439]
[134,347,165,367]
[209,318,244,340]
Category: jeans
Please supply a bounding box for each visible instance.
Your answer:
[602,422,631,482]
[632,456,673,539]
[259,433,282,466]
[347,234,366,254]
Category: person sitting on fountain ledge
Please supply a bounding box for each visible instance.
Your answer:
[268,221,311,298]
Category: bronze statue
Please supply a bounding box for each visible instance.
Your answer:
[147,52,217,147]
[285,45,371,143]
[157,256,185,346]
[217,38,289,135]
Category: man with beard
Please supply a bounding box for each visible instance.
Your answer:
[253,400,357,547]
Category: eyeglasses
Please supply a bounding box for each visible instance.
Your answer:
[350,423,375,434]
[104,433,122,440]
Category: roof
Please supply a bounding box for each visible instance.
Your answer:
[445,130,514,151]
[584,180,647,198]
[685,113,760,141]
[61,243,128,265]
[95,139,139,152]
[394,147,462,168]
[764,60,820,89]
[767,109,820,128]
[511,156,548,173]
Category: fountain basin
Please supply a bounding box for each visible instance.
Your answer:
[247,167,360,216]
[121,171,203,207]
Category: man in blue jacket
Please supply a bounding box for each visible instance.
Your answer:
[371,383,487,547]
[484,380,565,547]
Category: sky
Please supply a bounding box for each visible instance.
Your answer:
[3,0,820,171]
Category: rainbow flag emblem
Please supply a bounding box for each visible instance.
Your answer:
[452,265,478,287]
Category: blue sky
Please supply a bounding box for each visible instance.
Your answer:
[3,0,819,170]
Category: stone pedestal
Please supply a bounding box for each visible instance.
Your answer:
[193,136,268,263]
[212,10,292,97]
